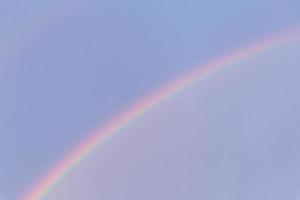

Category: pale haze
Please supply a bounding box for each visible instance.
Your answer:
[0,0,299,199]
[44,40,300,200]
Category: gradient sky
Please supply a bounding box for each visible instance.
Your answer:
[0,0,299,199]
[43,39,300,200]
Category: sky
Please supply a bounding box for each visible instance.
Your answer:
[43,40,300,200]
[0,0,299,199]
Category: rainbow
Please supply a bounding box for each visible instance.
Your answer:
[0,1,78,69]
[21,29,300,200]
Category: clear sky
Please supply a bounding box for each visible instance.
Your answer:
[44,41,300,200]
[0,0,299,199]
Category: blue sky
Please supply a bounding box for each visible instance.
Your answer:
[44,40,300,200]
[0,0,299,199]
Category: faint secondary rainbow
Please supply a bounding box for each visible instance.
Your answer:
[0,1,78,71]
[21,28,300,200]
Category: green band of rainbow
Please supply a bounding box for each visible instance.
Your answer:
[21,28,300,200]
